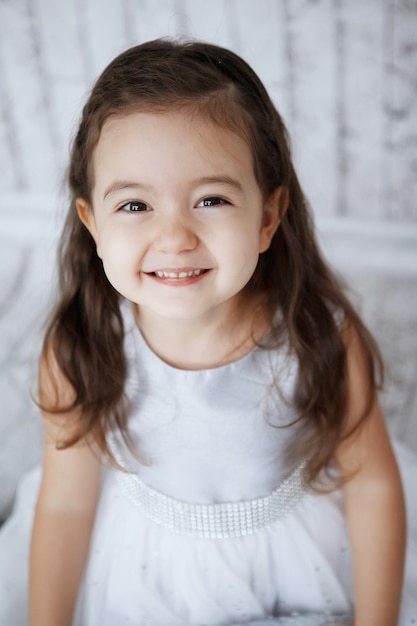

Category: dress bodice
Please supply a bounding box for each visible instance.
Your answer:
[116,303,304,504]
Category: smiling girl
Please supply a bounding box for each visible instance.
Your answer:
[78,110,281,368]
[0,39,416,626]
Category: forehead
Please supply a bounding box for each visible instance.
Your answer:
[92,110,256,188]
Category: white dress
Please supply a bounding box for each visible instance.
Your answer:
[0,306,416,626]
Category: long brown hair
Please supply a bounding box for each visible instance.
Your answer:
[41,39,383,483]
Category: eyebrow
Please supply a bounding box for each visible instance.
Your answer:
[103,181,152,200]
[103,176,243,201]
[191,176,244,192]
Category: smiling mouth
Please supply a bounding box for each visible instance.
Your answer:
[151,269,208,279]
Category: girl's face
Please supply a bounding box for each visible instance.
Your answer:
[77,110,281,331]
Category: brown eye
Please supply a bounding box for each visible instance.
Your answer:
[198,197,228,207]
[120,201,149,212]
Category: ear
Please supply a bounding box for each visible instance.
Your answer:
[259,186,288,253]
[76,198,102,258]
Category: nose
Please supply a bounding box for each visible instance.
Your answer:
[153,212,198,254]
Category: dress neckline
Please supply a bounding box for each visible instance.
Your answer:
[122,300,276,375]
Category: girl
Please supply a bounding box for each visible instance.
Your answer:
[0,39,416,626]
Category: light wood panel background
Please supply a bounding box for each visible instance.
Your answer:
[0,0,416,518]
[0,0,416,219]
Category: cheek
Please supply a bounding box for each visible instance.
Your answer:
[99,239,139,298]
[99,229,138,272]
[220,228,261,282]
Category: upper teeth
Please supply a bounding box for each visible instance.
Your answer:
[154,269,204,278]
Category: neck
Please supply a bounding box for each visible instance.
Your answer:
[133,298,270,370]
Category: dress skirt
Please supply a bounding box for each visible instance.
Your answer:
[0,442,416,626]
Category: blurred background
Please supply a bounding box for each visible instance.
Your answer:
[0,0,416,521]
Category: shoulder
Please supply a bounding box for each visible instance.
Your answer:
[341,317,381,425]
[336,318,393,478]
[39,337,76,403]
[37,340,102,512]
[38,339,80,444]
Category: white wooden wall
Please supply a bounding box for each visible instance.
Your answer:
[0,0,416,518]
[0,0,416,219]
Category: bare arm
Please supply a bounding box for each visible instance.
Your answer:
[336,325,406,626]
[29,352,102,626]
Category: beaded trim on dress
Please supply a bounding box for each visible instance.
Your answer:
[115,459,309,539]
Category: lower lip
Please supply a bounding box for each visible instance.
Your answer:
[145,270,210,287]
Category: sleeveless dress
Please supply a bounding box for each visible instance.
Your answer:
[0,304,416,626]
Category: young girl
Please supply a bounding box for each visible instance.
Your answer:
[0,39,416,626]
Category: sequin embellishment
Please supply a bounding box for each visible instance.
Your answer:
[116,460,308,539]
